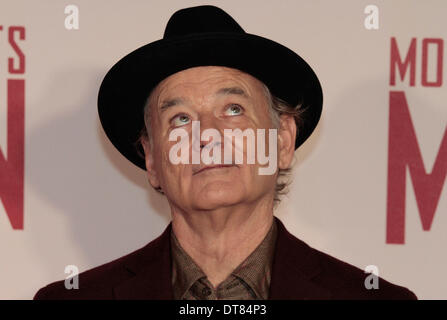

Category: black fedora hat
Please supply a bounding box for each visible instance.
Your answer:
[98,5,323,170]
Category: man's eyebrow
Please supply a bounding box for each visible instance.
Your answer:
[216,87,248,97]
[159,97,186,111]
[159,87,247,111]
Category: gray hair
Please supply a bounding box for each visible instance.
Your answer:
[137,83,305,206]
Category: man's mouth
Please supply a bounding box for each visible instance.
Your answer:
[193,164,236,175]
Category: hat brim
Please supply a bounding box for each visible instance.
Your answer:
[98,32,323,170]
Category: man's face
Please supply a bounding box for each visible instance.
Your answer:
[143,66,295,212]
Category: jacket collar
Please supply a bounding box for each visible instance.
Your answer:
[269,217,332,299]
[113,217,331,300]
[113,223,174,299]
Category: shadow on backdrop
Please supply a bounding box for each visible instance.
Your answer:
[27,69,170,284]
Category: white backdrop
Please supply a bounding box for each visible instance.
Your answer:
[0,0,445,299]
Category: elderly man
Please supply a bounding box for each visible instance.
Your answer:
[34,5,416,300]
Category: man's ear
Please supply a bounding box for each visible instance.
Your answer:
[277,114,296,169]
[141,138,161,189]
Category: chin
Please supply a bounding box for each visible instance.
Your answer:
[192,184,246,210]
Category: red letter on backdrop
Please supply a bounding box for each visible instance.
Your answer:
[421,38,443,87]
[387,91,447,244]
[390,37,417,86]
[8,26,25,74]
[0,80,25,229]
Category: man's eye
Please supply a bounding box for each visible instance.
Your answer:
[171,114,191,127]
[225,104,243,116]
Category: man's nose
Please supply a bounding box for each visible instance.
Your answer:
[197,113,223,149]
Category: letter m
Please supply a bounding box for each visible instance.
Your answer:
[390,37,416,86]
[0,79,25,229]
[386,91,447,244]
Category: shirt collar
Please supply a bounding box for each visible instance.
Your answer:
[170,229,207,299]
[170,218,278,299]
[230,219,277,299]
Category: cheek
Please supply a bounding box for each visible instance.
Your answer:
[248,162,277,187]
[162,147,193,184]
[150,142,172,182]
[239,163,262,185]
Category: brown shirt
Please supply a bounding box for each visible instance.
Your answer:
[170,219,277,300]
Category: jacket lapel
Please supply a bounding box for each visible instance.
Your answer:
[113,223,174,299]
[269,217,332,299]
[113,218,332,300]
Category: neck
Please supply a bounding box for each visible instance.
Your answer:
[170,197,274,288]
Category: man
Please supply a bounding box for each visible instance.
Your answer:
[34,5,416,300]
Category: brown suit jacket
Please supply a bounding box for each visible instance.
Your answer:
[34,217,417,300]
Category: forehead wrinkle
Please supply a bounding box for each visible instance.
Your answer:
[160,97,187,112]
[215,86,249,98]
[153,67,267,116]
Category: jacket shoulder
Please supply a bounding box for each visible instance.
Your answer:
[309,246,417,300]
[34,252,132,300]
[273,217,416,300]
[34,225,170,300]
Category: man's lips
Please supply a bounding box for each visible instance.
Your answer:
[193,164,237,175]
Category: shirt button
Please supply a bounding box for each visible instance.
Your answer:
[202,287,212,297]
